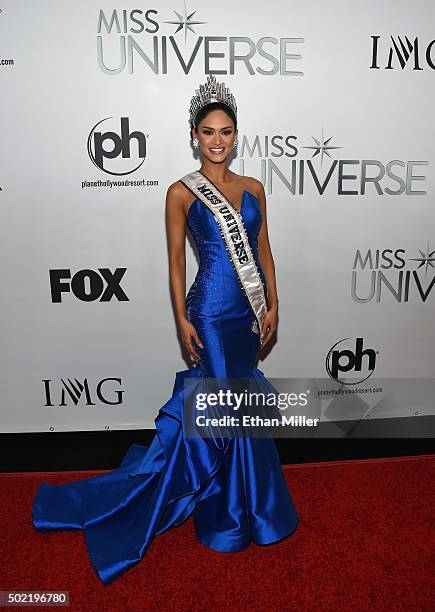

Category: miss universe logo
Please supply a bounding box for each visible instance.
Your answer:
[96,4,304,75]
[351,244,435,303]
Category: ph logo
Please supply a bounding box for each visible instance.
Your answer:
[49,268,128,303]
[87,117,147,175]
[326,337,377,384]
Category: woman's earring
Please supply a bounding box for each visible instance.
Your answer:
[192,137,199,148]
[233,138,238,149]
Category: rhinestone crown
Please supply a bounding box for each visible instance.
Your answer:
[189,75,237,127]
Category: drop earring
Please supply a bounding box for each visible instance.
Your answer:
[192,137,199,148]
[233,138,238,148]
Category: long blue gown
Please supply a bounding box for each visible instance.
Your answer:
[32,188,299,585]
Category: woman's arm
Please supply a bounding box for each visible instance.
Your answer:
[252,179,279,346]
[165,182,188,323]
[165,182,204,362]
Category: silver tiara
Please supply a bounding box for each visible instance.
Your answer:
[189,75,237,127]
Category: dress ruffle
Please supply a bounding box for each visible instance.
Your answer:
[32,365,299,585]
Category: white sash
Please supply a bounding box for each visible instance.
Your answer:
[180,170,267,335]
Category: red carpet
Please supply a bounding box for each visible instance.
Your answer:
[0,454,433,612]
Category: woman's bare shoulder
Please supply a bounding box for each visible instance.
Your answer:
[166,180,192,207]
[166,179,196,217]
[166,179,190,200]
[243,175,265,200]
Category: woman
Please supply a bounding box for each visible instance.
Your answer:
[32,75,299,586]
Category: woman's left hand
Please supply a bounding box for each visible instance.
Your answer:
[260,305,278,348]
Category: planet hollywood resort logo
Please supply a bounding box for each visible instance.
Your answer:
[83,116,159,187]
[351,243,435,303]
[0,8,15,68]
[235,126,429,197]
[326,337,378,385]
[87,116,147,175]
[96,4,304,75]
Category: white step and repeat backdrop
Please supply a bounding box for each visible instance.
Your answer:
[1,1,434,432]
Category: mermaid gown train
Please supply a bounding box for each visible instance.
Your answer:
[32,190,299,585]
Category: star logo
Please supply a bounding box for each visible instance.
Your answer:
[303,127,342,167]
[409,242,435,277]
[164,2,207,43]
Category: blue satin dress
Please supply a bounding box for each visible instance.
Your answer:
[32,189,299,585]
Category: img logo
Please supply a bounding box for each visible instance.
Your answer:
[87,117,147,175]
[326,337,377,384]
[370,35,435,71]
[43,377,124,406]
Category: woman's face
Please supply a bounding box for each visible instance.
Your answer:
[193,109,237,162]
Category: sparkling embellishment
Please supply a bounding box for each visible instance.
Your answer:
[186,190,267,348]
[181,171,267,335]
[189,75,237,127]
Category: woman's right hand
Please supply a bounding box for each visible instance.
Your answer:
[178,317,204,364]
